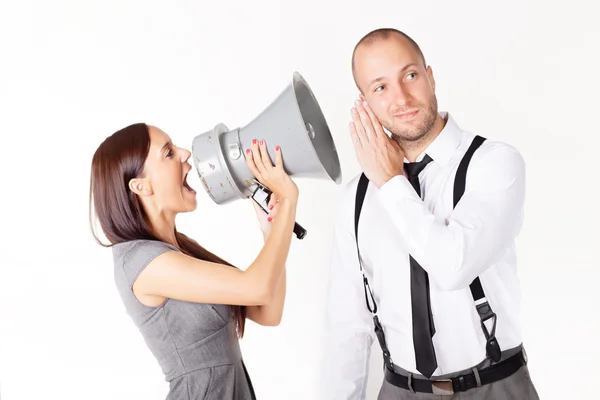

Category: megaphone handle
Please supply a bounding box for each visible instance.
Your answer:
[293,222,307,240]
[250,182,307,240]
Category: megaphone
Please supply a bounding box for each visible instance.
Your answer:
[191,71,342,240]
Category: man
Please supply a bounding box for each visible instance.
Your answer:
[320,28,539,399]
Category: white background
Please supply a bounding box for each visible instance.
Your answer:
[0,0,598,399]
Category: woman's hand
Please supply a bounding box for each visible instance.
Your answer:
[250,192,280,240]
[245,138,299,203]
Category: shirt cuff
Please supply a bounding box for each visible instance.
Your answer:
[377,174,419,202]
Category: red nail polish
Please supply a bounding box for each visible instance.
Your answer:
[252,139,257,145]
[260,140,264,145]
[269,205,273,210]
[246,149,251,154]
[275,145,280,151]
[267,217,272,222]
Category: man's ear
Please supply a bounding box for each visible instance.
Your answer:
[128,178,153,196]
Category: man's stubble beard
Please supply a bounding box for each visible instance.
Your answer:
[385,96,438,151]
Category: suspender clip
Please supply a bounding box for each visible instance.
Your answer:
[475,300,501,362]
[373,315,394,371]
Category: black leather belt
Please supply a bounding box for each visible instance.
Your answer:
[384,350,527,395]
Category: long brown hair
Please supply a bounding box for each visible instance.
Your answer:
[89,122,246,337]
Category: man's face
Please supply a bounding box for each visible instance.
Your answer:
[353,36,438,143]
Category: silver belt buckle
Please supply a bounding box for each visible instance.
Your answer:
[431,379,454,395]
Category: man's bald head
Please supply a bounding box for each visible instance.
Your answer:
[348,28,440,148]
[351,28,426,91]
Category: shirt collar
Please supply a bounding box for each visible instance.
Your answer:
[409,111,462,167]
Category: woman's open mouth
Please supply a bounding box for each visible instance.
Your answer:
[183,172,196,194]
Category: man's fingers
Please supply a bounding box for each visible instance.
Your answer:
[349,121,362,148]
[361,101,386,139]
[351,107,369,143]
[355,100,376,141]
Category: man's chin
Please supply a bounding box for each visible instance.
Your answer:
[387,118,433,143]
[389,127,427,143]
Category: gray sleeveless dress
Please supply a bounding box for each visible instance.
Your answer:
[112,239,257,400]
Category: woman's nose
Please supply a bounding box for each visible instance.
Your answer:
[180,148,191,162]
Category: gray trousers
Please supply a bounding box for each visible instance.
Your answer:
[377,346,539,400]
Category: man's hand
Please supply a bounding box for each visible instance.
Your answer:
[349,100,405,188]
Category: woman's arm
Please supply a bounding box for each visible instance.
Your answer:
[132,139,298,310]
[133,198,296,307]
[246,266,286,326]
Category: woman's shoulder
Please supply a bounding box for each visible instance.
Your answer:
[112,239,181,287]
[112,239,180,267]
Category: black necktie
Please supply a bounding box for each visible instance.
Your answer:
[404,154,437,378]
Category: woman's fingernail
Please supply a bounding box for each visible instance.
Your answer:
[260,140,264,145]
[252,139,257,145]
[246,149,251,154]
[267,217,272,222]
[269,205,274,210]
[275,145,280,151]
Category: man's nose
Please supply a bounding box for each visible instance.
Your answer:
[390,84,410,106]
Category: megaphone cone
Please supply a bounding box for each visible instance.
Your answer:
[191,72,341,239]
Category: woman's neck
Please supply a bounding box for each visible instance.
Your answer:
[148,212,178,247]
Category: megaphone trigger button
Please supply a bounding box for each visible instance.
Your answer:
[227,143,241,160]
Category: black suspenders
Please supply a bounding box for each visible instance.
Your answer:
[453,135,502,363]
[353,135,502,374]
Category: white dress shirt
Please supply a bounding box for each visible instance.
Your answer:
[320,112,526,399]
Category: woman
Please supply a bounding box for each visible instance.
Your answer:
[89,122,298,399]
